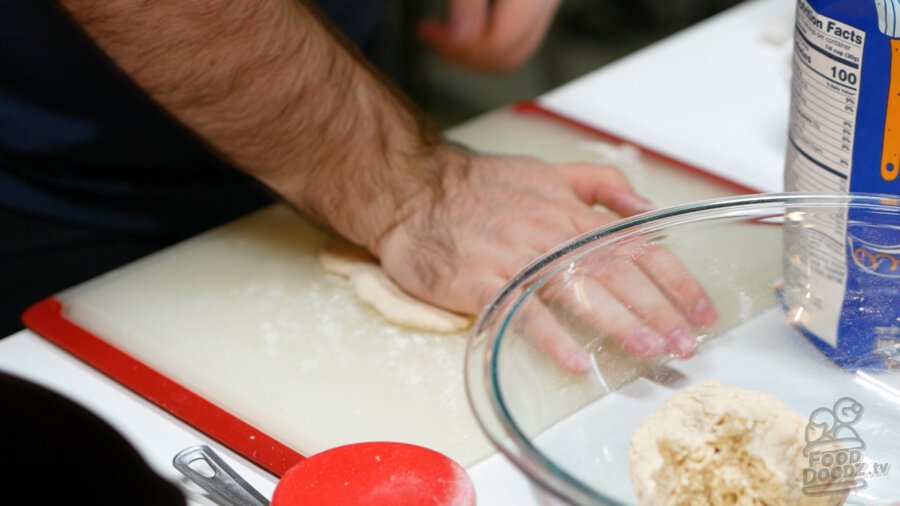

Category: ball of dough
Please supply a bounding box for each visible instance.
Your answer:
[629,380,844,506]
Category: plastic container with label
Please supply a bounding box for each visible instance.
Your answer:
[784,0,900,369]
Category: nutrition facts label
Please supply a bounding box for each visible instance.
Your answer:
[783,0,871,348]
[783,0,898,367]
[786,0,866,193]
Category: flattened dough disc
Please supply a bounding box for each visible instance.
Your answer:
[318,239,471,333]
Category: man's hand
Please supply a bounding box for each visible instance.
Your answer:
[418,0,561,72]
[375,150,717,373]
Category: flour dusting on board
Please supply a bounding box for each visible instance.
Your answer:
[59,205,491,465]
[238,240,474,423]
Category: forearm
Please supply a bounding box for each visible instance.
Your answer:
[58,0,460,250]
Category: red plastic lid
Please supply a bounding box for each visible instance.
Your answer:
[271,442,476,506]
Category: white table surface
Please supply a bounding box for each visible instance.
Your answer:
[0,1,792,504]
[540,0,795,193]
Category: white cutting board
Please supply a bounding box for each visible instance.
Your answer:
[37,107,742,471]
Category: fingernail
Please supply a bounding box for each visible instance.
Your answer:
[562,349,593,375]
[692,298,718,327]
[621,194,658,214]
[667,328,698,358]
[628,327,667,358]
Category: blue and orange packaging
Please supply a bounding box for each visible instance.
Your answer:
[784,0,900,369]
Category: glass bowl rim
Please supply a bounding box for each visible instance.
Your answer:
[464,191,900,505]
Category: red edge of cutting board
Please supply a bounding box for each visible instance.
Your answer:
[514,101,761,195]
[19,102,755,481]
[21,297,305,477]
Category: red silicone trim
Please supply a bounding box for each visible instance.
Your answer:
[22,297,305,477]
[514,101,761,195]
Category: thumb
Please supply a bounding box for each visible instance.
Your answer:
[557,163,657,217]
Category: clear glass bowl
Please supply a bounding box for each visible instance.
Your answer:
[465,193,900,505]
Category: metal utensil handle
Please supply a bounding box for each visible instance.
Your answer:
[173,445,270,506]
